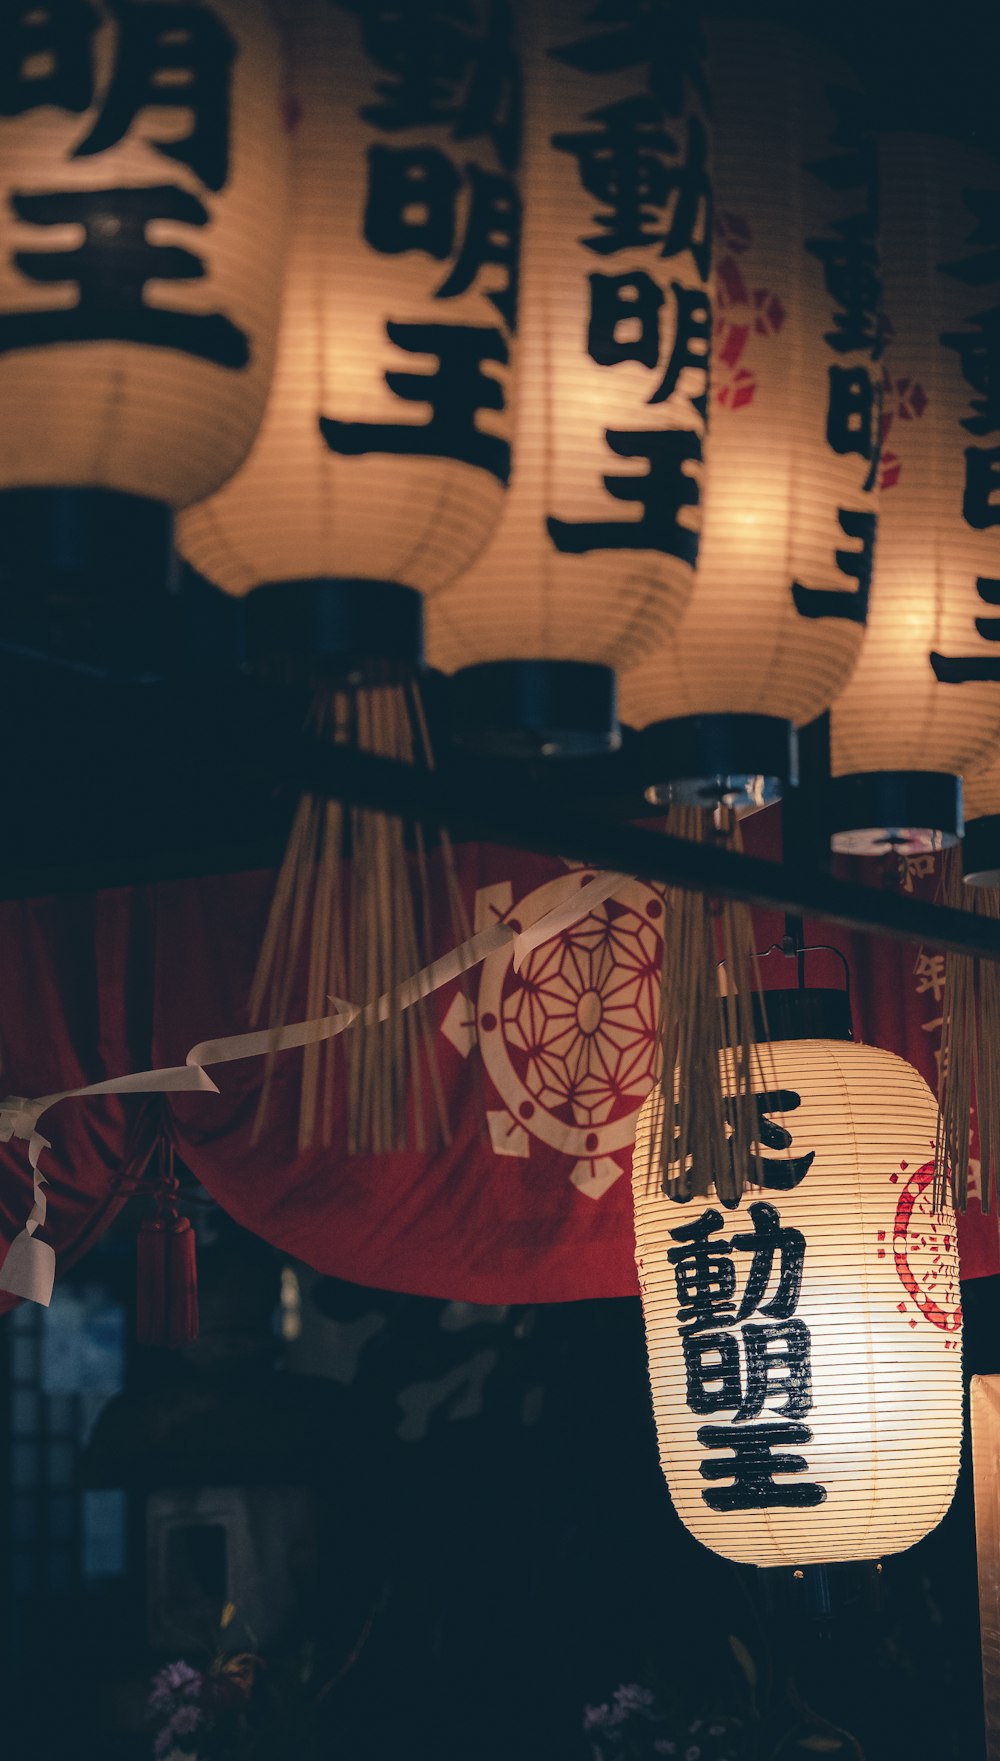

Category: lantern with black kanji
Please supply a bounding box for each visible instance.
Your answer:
[178,0,523,1153]
[617,22,880,810]
[426,0,710,758]
[179,0,518,689]
[632,1030,963,1566]
[0,0,288,674]
[830,137,1000,855]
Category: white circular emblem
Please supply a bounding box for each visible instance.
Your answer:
[462,870,664,1192]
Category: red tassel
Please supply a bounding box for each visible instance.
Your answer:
[136,1213,199,1348]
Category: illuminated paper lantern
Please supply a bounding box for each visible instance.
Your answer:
[0,0,288,665]
[426,0,710,757]
[618,23,880,809]
[180,0,523,1154]
[632,1037,962,1566]
[830,137,1000,854]
[179,0,519,679]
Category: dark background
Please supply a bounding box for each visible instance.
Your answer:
[3,3,1000,1758]
[0,1204,996,1761]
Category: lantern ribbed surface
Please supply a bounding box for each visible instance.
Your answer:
[833,136,1000,781]
[426,0,708,677]
[179,0,515,598]
[632,1041,962,1567]
[619,22,878,733]
[0,0,287,510]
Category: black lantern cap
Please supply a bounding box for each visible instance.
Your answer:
[718,983,854,1049]
[963,811,1000,886]
[440,720,658,818]
[719,931,854,1046]
[749,986,854,1044]
[0,486,176,679]
[449,660,620,759]
[245,578,424,685]
[639,712,798,810]
[828,770,963,856]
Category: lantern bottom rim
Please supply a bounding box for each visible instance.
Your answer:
[638,713,797,812]
[829,770,963,856]
[963,811,1000,886]
[448,660,620,759]
[244,578,424,686]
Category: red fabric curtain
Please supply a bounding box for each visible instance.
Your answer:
[0,887,162,1315]
[1,815,997,1308]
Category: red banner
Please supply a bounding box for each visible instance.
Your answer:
[1,810,997,1309]
[151,814,1000,1300]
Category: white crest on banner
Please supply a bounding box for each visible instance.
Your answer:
[442,866,664,1197]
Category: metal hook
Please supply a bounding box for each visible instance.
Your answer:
[751,937,853,1029]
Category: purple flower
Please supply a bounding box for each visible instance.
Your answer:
[148,1661,203,1715]
[653,1743,677,1757]
[613,1684,655,1717]
[583,1702,617,1731]
[168,1706,201,1737]
[153,1702,203,1758]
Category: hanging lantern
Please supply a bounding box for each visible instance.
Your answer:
[0,0,288,673]
[632,1030,963,1566]
[179,0,518,684]
[617,22,880,811]
[830,137,1000,855]
[178,0,522,1151]
[426,0,711,759]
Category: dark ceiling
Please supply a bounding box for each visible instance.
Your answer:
[709,0,1000,157]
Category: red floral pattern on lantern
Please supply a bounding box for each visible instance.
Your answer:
[712,212,784,411]
[891,1161,962,1340]
[878,317,929,491]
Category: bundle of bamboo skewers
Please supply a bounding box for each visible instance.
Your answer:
[251,679,469,1155]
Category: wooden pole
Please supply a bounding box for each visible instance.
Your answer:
[971,1375,1000,1756]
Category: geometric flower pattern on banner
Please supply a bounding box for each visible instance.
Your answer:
[442,868,664,1199]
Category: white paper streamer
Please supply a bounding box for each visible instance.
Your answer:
[184,923,518,1069]
[512,870,633,972]
[0,867,638,1308]
[0,1066,219,1305]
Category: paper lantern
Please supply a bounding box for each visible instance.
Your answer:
[0,0,288,666]
[179,0,519,680]
[830,137,1000,855]
[426,0,710,757]
[617,23,880,809]
[632,1037,962,1566]
[180,0,524,1153]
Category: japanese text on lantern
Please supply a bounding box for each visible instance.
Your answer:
[545,1,712,565]
[0,0,248,367]
[930,188,1000,685]
[792,82,882,625]
[665,1086,816,1205]
[319,0,521,485]
[667,1086,825,1512]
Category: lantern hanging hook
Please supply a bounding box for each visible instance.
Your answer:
[751,935,854,1035]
